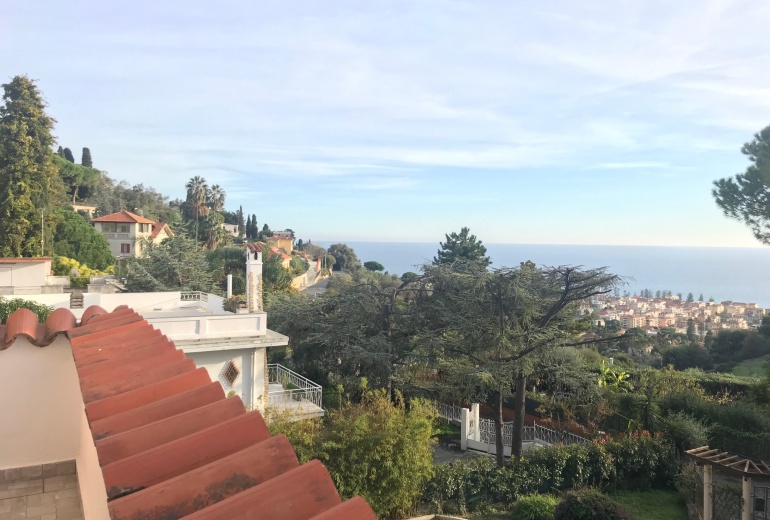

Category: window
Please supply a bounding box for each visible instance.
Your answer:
[219,360,240,388]
[104,223,117,232]
[120,243,131,254]
[119,224,130,233]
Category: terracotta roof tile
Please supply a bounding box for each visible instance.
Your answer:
[92,210,155,224]
[0,257,53,263]
[2,306,376,519]
[81,305,108,325]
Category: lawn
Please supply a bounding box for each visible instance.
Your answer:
[731,355,770,377]
[612,490,688,520]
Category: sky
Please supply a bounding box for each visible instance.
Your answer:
[2,0,770,247]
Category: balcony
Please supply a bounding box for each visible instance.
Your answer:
[267,364,324,420]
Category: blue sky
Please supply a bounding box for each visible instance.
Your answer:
[2,0,770,247]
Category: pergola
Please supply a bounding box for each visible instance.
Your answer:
[686,445,770,520]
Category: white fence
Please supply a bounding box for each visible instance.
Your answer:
[436,401,588,454]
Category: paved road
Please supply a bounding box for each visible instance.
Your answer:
[302,273,331,297]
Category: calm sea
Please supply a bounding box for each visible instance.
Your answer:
[318,242,770,308]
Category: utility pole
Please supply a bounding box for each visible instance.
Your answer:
[40,208,45,256]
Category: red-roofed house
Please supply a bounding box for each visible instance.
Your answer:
[91,211,166,259]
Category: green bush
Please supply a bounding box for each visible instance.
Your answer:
[0,297,54,324]
[659,412,710,455]
[510,494,558,520]
[270,390,436,519]
[425,433,675,514]
[553,489,628,520]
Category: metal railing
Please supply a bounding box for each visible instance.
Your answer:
[437,402,464,424]
[180,291,208,302]
[478,417,589,447]
[267,364,323,409]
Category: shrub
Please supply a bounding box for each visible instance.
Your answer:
[510,494,558,520]
[425,433,675,514]
[553,489,628,520]
[0,297,54,324]
[270,390,436,519]
[659,412,710,456]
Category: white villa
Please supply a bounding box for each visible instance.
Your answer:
[91,211,173,259]
[13,244,323,419]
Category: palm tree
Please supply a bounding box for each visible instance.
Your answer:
[208,184,226,212]
[185,176,209,243]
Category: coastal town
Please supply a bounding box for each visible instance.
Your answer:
[586,293,766,336]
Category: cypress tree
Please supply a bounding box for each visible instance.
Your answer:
[63,147,75,163]
[56,146,64,156]
[81,147,92,167]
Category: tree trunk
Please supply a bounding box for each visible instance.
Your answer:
[494,388,505,467]
[512,375,527,459]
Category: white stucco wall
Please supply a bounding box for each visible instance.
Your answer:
[77,408,110,519]
[0,337,82,470]
[0,336,112,518]
[0,261,50,292]
[186,348,266,411]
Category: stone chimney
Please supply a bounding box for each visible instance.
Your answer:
[245,243,263,312]
[70,290,84,309]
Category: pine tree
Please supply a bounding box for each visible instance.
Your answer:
[81,147,92,167]
[0,76,63,256]
[687,292,694,303]
[63,147,75,163]
[433,227,491,267]
[698,293,704,302]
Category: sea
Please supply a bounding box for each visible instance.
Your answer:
[317,242,770,308]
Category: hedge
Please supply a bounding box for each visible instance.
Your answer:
[425,432,676,515]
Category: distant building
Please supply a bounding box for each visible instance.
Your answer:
[0,257,69,295]
[91,210,173,258]
[221,223,239,238]
[266,234,294,254]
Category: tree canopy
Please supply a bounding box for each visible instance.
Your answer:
[122,234,215,292]
[433,227,491,267]
[328,243,361,271]
[53,210,115,270]
[363,260,385,272]
[53,154,101,203]
[0,75,64,257]
[713,124,770,244]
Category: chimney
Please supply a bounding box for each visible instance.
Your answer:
[245,244,263,312]
[70,290,84,309]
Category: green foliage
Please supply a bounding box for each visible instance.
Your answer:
[0,297,53,324]
[554,489,628,520]
[53,256,114,287]
[269,391,436,519]
[657,412,710,455]
[262,253,293,299]
[712,124,770,244]
[327,243,361,271]
[122,234,215,293]
[62,147,75,163]
[510,494,559,520]
[52,210,114,270]
[53,154,101,203]
[425,434,675,515]
[363,260,385,272]
[662,344,713,371]
[81,147,92,167]
[659,389,770,458]
[674,465,703,507]
[289,256,309,276]
[0,75,64,257]
[433,227,491,267]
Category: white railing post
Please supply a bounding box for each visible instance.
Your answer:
[704,464,713,520]
[742,476,752,520]
[470,403,480,441]
[460,408,469,450]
